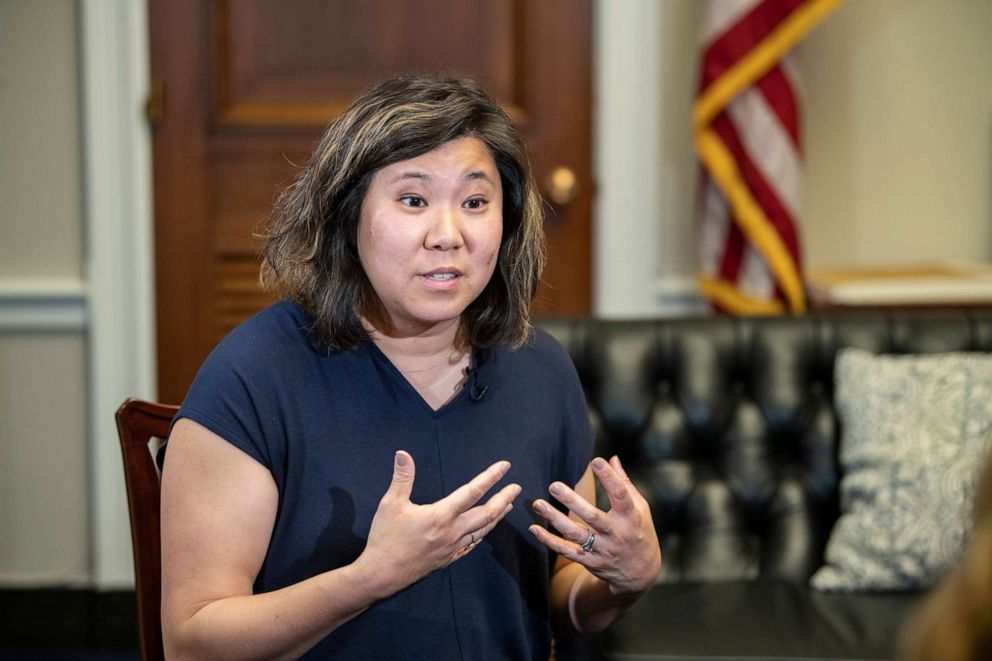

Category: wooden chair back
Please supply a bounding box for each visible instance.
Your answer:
[115,398,179,661]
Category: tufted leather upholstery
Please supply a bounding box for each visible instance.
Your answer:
[539,312,992,660]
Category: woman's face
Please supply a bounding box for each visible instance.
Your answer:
[357,136,504,337]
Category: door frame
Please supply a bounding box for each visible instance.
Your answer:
[80,0,156,588]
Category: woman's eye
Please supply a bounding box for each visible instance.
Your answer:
[463,197,488,210]
[400,195,426,208]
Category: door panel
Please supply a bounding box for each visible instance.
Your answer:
[151,0,592,403]
[214,0,518,125]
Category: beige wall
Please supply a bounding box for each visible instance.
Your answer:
[656,0,704,279]
[802,0,992,267]
[0,0,83,279]
[0,336,88,585]
[654,0,992,278]
[0,0,89,586]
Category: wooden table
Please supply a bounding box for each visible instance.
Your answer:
[806,264,992,312]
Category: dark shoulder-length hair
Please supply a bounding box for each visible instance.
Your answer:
[259,75,545,350]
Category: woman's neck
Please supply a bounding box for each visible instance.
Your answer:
[363,315,472,410]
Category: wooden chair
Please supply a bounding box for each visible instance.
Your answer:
[115,398,179,661]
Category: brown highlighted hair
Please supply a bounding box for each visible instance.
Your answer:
[900,449,992,661]
[259,75,545,350]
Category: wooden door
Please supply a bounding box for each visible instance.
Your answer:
[150,0,592,404]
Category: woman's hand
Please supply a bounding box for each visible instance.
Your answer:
[354,450,521,600]
[529,456,661,595]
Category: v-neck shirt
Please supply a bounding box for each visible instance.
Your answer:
[172,300,594,660]
[364,339,472,415]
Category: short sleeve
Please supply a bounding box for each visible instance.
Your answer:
[539,330,595,489]
[163,305,306,473]
[173,338,273,470]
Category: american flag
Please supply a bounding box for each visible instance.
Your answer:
[696,0,842,314]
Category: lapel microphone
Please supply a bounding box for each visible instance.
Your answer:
[466,366,489,402]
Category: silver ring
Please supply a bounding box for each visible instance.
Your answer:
[580,529,596,553]
[469,531,476,545]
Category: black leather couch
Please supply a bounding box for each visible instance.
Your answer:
[540,311,992,661]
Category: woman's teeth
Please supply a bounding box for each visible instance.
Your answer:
[427,273,456,280]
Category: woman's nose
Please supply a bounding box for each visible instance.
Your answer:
[425,205,464,250]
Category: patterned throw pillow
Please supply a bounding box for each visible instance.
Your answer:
[811,349,992,592]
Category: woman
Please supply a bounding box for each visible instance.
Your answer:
[160,75,661,660]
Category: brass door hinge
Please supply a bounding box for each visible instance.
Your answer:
[145,78,165,126]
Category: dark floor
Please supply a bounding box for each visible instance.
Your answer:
[0,651,138,661]
[0,589,138,661]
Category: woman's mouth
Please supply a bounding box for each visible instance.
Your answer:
[420,269,463,290]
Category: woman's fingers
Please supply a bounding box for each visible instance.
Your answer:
[528,457,663,595]
[531,498,594,545]
[610,454,631,483]
[528,523,574,555]
[591,456,636,515]
[547,481,610,533]
[454,500,514,557]
[439,463,520,560]
[544,457,637,532]
[458,483,521,532]
[527,525,600,567]
[439,460,512,514]
[385,450,416,501]
[365,457,523,590]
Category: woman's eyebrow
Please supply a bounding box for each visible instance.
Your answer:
[464,170,496,184]
[389,171,432,184]
[388,170,495,184]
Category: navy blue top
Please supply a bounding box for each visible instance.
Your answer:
[170,300,594,660]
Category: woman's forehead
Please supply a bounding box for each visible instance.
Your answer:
[374,137,498,183]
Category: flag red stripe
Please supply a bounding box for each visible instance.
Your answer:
[710,111,803,269]
[719,210,747,283]
[700,0,806,91]
[755,65,800,148]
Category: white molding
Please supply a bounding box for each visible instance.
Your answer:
[80,0,156,589]
[0,279,87,332]
[654,276,709,317]
[593,0,664,317]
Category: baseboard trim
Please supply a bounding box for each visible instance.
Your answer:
[0,588,137,651]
